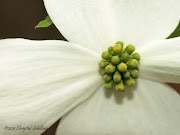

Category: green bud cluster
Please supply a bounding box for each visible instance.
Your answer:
[98,41,140,91]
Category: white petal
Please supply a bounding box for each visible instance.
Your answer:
[139,37,180,83]
[44,0,180,53]
[0,39,102,135]
[56,79,180,135]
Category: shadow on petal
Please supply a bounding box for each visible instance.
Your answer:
[104,87,114,99]
[103,80,139,104]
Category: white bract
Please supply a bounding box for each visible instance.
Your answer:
[0,0,180,135]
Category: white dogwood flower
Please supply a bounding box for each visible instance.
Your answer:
[0,0,180,135]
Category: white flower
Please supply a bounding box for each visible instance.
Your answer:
[0,0,180,135]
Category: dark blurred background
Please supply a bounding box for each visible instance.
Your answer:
[0,0,65,40]
[0,0,179,135]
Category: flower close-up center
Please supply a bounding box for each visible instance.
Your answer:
[0,1,180,135]
[99,41,140,91]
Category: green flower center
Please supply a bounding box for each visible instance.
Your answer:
[99,41,140,91]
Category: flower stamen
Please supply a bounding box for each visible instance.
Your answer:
[99,41,140,91]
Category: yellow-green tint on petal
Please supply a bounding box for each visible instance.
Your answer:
[117,63,127,72]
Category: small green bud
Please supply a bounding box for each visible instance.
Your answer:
[101,69,106,75]
[113,44,122,54]
[117,63,127,72]
[99,60,108,68]
[130,69,138,79]
[132,53,140,61]
[127,59,138,68]
[108,46,113,53]
[115,81,125,91]
[125,77,135,87]
[124,44,135,55]
[103,74,112,82]
[111,56,120,65]
[136,65,139,70]
[113,72,121,82]
[105,64,116,73]
[101,51,111,60]
[105,80,113,89]
[122,71,130,79]
[116,41,124,48]
[99,42,140,89]
[121,52,130,61]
